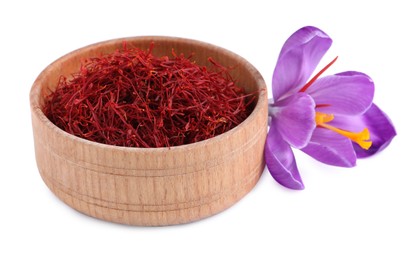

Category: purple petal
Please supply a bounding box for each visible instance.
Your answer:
[301,128,357,167]
[331,104,396,158]
[307,71,374,116]
[265,127,304,190]
[269,93,315,149]
[272,26,332,100]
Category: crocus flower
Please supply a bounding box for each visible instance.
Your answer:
[265,26,396,190]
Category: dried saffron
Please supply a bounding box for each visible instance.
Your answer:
[43,43,256,148]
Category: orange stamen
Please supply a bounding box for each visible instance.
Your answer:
[299,56,338,92]
[315,111,334,124]
[315,112,372,150]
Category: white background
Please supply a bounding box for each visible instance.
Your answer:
[1,0,415,259]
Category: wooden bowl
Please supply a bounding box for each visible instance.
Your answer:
[30,36,268,226]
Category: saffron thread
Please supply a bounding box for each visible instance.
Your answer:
[43,43,256,148]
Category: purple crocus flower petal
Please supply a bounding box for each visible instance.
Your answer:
[272,26,332,100]
[331,103,396,158]
[265,127,304,190]
[269,93,316,149]
[301,128,357,167]
[307,71,374,116]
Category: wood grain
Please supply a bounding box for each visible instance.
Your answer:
[30,36,268,226]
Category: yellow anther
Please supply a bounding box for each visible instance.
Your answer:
[315,112,372,150]
[315,111,334,125]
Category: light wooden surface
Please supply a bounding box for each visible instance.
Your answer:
[30,36,268,226]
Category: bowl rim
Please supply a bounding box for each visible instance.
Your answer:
[30,35,268,153]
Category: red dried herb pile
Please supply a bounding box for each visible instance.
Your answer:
[43,44,256,148]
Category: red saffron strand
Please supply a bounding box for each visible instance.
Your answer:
[43,43,256,148]
[299,56,338,93]
[315,104,331,108]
